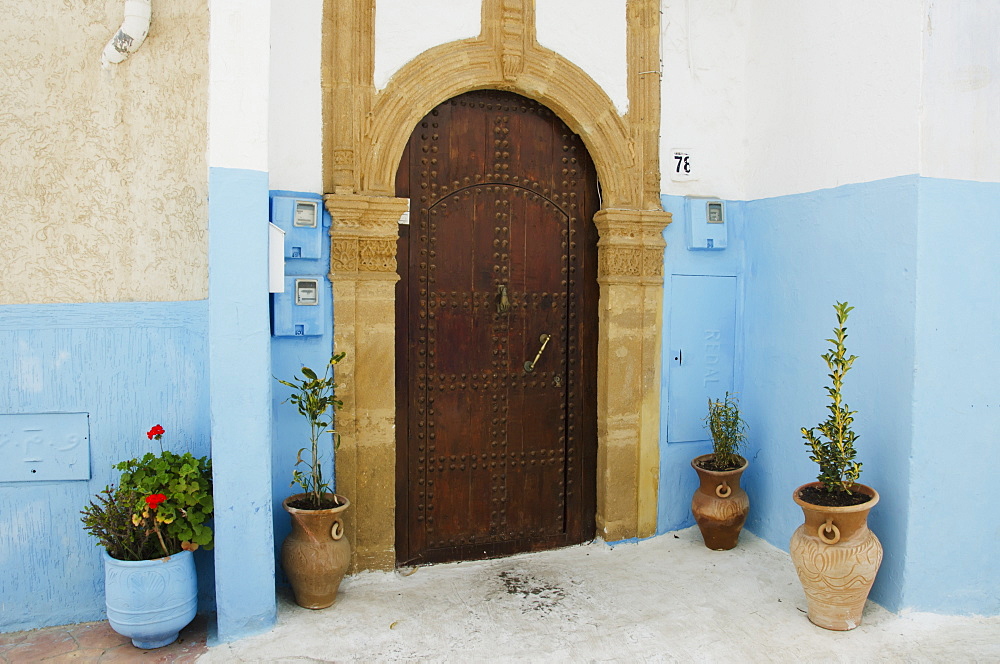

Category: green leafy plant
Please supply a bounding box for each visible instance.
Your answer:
[82,425,214,559]
[703,391,748,470]
[276,351,347,510]
[80,485,163,561]
[801,301,862,495]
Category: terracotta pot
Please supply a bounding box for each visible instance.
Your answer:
[281,493,352,609]
[790,482,882,631]
[690,454,749,550]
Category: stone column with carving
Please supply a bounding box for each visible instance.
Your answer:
[593,208,672,541]
[325,194,408,571]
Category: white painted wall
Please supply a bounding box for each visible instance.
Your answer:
[744,0,923,199]
[920,0,1000,183]
[536,0,628,114]
[662,0,999,199]
[374,0,480,90]
[660,0,750,200]
[263,1,997,199]
[269,0,323,192]
[209,0,271,171]
[374,1,628,113]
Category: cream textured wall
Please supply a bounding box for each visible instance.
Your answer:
[0,0,209,305]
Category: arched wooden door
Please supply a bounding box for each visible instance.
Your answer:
[394,90,598,565]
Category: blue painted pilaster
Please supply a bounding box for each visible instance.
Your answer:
[208,167,277,641]
[904,177,1000,614]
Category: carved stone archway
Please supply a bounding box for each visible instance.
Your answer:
[323,0,671,571]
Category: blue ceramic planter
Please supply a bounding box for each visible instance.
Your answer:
[103,549,198,649]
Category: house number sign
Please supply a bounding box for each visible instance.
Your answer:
[670,149,698,182]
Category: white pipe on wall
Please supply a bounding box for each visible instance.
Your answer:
[101,0,152,68]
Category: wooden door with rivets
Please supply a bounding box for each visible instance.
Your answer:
[394,90,598,566]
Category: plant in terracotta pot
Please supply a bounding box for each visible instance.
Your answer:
[790,301,882,631]
[276,351,352,609]
[81,425,213,649]
[691,392,750,550]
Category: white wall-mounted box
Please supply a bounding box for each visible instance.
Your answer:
[269,222,285,293]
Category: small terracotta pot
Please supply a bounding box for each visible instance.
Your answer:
[281,493,352,609]
[690,454,749,550]
[790,482,882,631]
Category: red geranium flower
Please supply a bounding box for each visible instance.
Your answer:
[145,493,167,510]
[147,424,165,440]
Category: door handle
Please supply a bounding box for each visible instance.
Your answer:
[524,334,551,372]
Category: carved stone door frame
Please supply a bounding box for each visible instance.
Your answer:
[323,0,671,571]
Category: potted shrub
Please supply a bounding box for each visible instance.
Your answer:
[80,425,213,649]
[276,351,352,609]
[691,392,750,550]
[790,302,882,631]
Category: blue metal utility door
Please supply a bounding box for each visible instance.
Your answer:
[667,275,737,443]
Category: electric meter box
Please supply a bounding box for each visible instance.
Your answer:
[271,196,324,260]
[273,276,326,337]
[686,198,727,250]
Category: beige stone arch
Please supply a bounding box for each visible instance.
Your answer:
[323,0,671,571]
[361,41,638,209]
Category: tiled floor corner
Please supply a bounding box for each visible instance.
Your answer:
[0,614,207,663]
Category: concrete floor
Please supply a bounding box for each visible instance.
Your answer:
[199,527,1000,663]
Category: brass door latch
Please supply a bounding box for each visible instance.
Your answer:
[524,334,551,372]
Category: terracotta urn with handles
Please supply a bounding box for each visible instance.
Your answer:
[690,454,749,550]
[281,494,351,609]
[789,482,882,630]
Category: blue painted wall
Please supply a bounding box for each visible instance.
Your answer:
[903,178,1000,614]
[657,195,746,534]
[268,190,336,583]
[208,167,277,642]
[738,176,921,611]
[0,302,211,632]
[659,176,1000,614]
[2,173,993,636]
[730,175,999,615]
